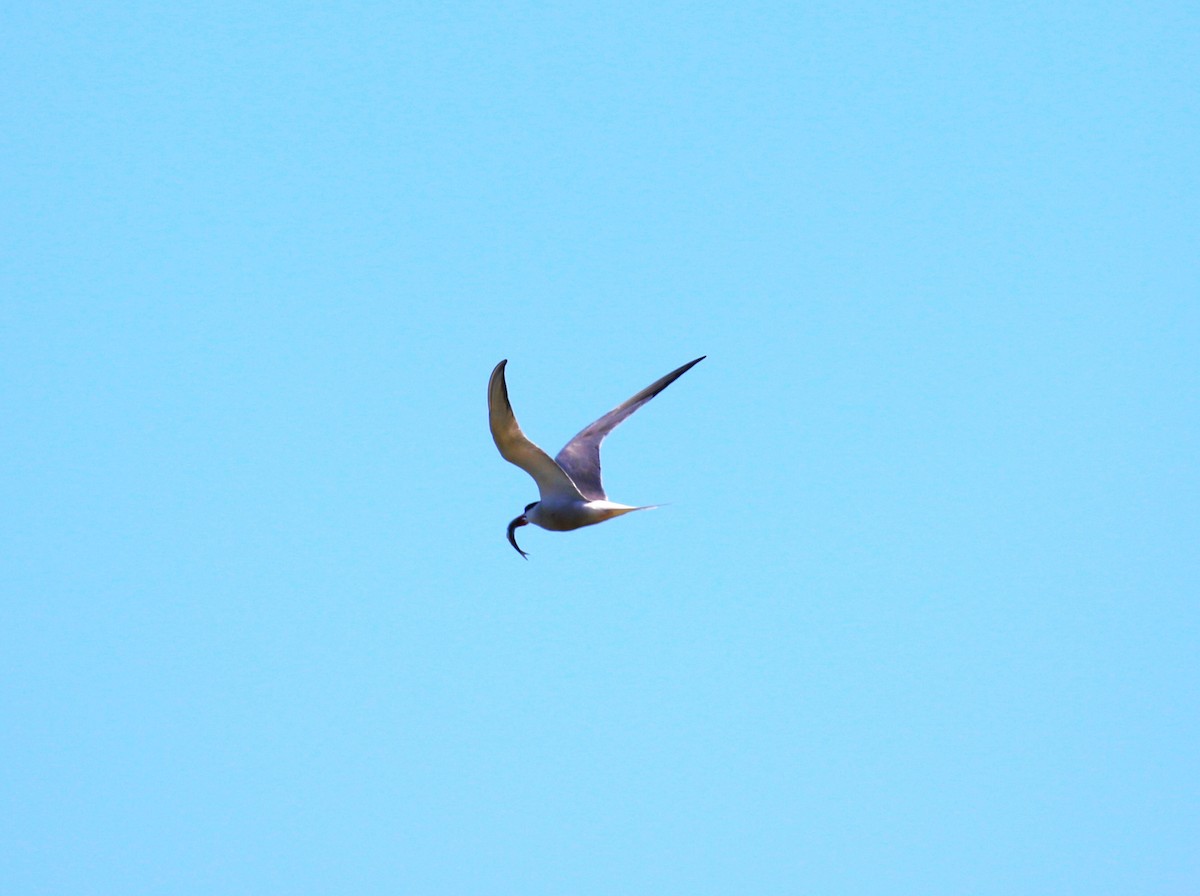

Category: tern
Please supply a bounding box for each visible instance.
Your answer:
[488,356,705,558]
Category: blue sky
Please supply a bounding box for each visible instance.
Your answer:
[2,2,1197,893]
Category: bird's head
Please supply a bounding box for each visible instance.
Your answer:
[506,502,538,559]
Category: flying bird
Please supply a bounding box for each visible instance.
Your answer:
[488,356,705,558]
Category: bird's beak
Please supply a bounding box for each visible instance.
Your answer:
[506,514,529,559]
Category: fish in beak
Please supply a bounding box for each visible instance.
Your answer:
[506,514,529,559]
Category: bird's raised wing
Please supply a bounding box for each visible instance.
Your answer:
[554,356,704,501]
[489,360,585,502]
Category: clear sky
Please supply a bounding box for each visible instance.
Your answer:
[2,2,1197,894]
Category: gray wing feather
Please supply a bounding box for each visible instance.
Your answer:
[554,356,705,501]
[489,360,585,502]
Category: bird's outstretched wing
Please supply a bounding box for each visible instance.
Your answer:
[554,356,705,501]
[489,360,585,502]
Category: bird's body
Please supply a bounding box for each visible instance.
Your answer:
[526,497,644,532]
[488,356,704,557]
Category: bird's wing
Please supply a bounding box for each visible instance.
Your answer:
[554,356,705,501]
[489,360,585,502]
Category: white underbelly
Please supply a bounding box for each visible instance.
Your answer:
[531,499,641,531]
